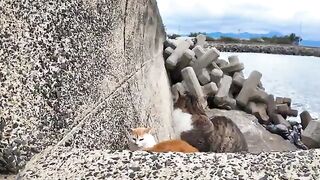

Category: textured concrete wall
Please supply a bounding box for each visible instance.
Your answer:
[0,0,174,172]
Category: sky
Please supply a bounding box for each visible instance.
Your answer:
[157,0,320,40]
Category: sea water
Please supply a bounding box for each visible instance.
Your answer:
[220,52,320,122]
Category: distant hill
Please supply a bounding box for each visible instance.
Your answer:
[300,40,320,47]
[205,31,320,47]
[207,31,283,39]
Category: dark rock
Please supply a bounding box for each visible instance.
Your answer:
[300,111,313,130]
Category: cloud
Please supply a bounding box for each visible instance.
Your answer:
[157,0,320,40]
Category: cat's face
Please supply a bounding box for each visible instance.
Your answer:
[130,127,152,148]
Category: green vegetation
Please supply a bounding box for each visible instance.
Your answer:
[258,33,302,45]
[211,33,302,45]
[167,32,302,45]
[167,33,181,39]
[219,36,241,43]
[186,32,215,41]
[205,36,215,41]
[188,32,206,37]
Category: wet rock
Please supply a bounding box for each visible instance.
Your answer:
[206,109,297,152]
[300,111,313,130]
[272,114,292,129]
[302,120,320,148]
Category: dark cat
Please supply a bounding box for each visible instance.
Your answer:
[174,92,248,153]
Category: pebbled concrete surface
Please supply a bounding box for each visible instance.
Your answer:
[19,146,320,179]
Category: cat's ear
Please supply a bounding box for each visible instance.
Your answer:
[144,127,152,133]
[129,128,135,133]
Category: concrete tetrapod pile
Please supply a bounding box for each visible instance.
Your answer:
[164,34,320,149]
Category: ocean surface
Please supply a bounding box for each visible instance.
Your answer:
[220,52,320,122]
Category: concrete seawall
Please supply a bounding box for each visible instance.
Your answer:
[1,0,174,173]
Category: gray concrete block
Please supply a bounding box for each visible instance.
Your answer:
[300,111,313,130]
[166,40,191,70]
[181,67,217,107]
[236,71,268,107]
[164,39,177,49]
[248,102,269,124]
[181,67,203,97]
[302,120,320,148]
[233,72,264,91]
[186,38,195,47]
[266,94,277,120]
[164,47,174,60]
[221,55,244,74]
[208,62,221,70]
[216,59,228,67]
[228,55,240,64]
[210,68,223,85]
[192,45,206,59]
[195,34,206,47]
[191,48,220,82]
[214,75,234,108]
[202,82,218,96]
[258,81,265,90]
[232,72,245,87]
[276,104,298,118]
[192,48,220,72]
[178,49,195,68]
[276,97,292,107]
[198,69,211,85]
[170,49,196,83]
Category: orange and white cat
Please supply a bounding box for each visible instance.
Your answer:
[128,127,199,153]
[144,139,198,153]
[128,127,157,151]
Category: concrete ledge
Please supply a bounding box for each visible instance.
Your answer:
[19,147,320,179]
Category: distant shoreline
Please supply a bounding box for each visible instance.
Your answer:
[208,42,320,57]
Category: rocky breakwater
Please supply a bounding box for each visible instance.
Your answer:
[1,0,174,174]
[164,34,320,151]
[209,43,320,57]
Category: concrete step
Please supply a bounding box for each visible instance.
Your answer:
[18,146,320,179]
